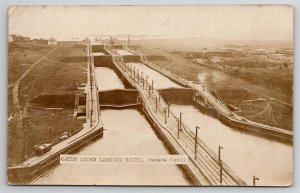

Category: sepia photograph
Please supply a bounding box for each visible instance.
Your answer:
[7,5,293,186]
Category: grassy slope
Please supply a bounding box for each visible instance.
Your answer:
[8,42,88,165]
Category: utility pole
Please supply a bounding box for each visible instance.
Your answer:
[194,126,200,159]
[253,176,259,186]
[167,102,170,117]
[218,145,223,164]
[155,97,158,112]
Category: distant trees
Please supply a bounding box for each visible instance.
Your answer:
[10,34,30,42]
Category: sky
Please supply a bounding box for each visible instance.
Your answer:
[8,5,293,41]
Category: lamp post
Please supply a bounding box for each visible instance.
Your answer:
[25,137,29,159]
[141,72,144,87]
[253,176,259,186]
[177,119,180,139]
[194,126,200,159]
[179,112,183,131]
[164,108,167,124]
[137,69,140,84]
[218,145,223,164]
[220,160,223,184]
[152,80,154,93]
[167,102,170,117]
[148,83,151,98]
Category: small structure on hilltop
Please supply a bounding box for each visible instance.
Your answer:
[48,37,57,45]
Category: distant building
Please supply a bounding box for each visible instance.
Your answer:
[48,37,57,45]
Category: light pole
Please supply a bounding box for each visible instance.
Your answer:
[177,119,180,139]
[167,102,170,117]
[219,160,223,184]
[25,137,29,159]
[179,112,183,131]
[148,81,151,98]
[142,77,145,89]
[253,176,259,186]
[218,145,223,164]
[151,80,154,93]
[164,108,167,124]
[146,76,148,88]
[194,126,200,159]
[141,72,144,87]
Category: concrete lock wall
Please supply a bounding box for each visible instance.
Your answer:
[159,88,194,104]
[98,89,139,106]
[123,55,142,63]
[94,56,114,67]
[91,45,109,55]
